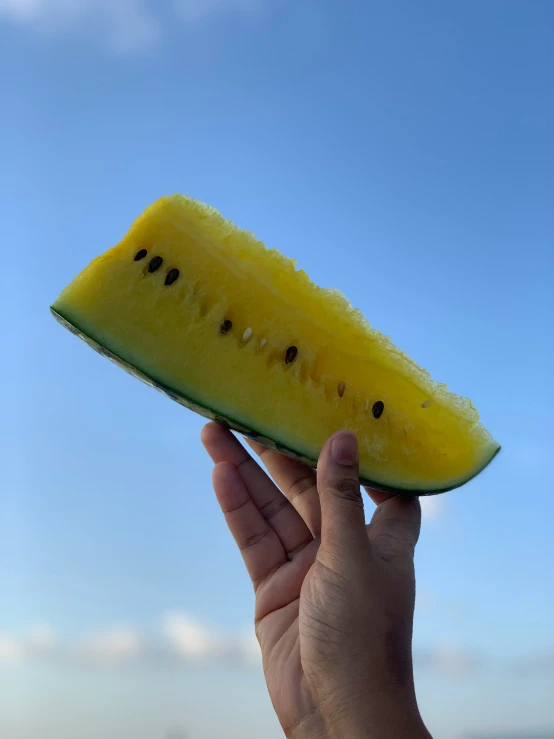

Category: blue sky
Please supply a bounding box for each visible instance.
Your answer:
[1,1,553,737]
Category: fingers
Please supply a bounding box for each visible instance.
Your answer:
[254,539,320,625]
[245,438,321,536]
[367,495,422,561]
[364,486,394,506]
[212,461,287,589]
[316,431,369,562]
[364,481,422,562]
[202,423,313,558]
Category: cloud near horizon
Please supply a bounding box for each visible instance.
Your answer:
[0,612,262,669]
[1,612,553,679]
[0,0,263,54]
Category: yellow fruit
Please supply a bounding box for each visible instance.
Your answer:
[51,195,500,494]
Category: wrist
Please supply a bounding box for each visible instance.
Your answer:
[286,710,329,739]
[326,715,431,739]
[320,688,432,739]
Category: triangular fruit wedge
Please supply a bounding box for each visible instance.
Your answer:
[51,195,500,495]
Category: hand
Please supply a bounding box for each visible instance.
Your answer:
[201,423,432,739]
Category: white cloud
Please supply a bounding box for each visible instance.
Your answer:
[0,0,41,21]
[12,614,552,680]
[0,0,161,53]
[26,623,58,654]
[162,612,219,659]
[0,623,57,664]
[162,611,261,666]
[0,612,259,669]
[420,494,444,522]
[0,623,483,678]
[0,0,263,54]
[0,634,24,663]
[237,626,262,665]
[78,626,141,663]
[415,644,482,675]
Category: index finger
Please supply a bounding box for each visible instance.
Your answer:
[245,438,322,537]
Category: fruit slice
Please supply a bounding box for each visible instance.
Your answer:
[51,195,499,495]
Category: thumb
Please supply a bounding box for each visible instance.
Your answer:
[317,431,369,560]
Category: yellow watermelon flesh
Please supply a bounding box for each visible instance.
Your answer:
[51,195,500,495]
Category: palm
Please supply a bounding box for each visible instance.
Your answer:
[201,423,419,738]
[255,543,320,734]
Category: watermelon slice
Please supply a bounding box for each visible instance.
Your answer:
[51,195,500,495]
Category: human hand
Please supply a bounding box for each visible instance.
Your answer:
[201,423,432,739]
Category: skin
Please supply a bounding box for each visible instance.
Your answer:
[201,423,433,739]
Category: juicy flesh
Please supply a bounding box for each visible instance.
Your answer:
[52,195,499,493]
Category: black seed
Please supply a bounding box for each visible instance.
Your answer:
[285,346,298,364]
[148,256,163,273]
[220,320,233,334]
[134,248,148,261]
[372,401,384,419]
[337,381,345,397]
[164,268,180,286]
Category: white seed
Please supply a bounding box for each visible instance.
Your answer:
[421,399,433,408]
[364,399,370,412]
[242,327,253,342]
[337,381,346,398]
[259,338,267,348]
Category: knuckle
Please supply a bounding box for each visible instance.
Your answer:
[370,518,418,555]
[332,477,362,503]
[286,475,315,503]
[371,530,417,566]
[224,496,250,514]
[240,526,271,550]
[258,495,289,521]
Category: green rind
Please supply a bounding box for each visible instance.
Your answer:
[51,307,500,496]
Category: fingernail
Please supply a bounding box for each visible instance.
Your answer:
[331,432,358,466]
